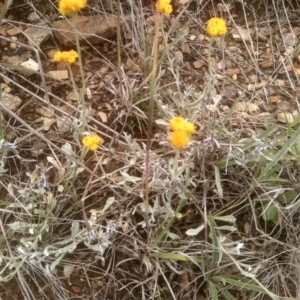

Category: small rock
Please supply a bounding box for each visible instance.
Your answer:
[7,27,21,36]
[256,32,268,41]
[67,91,80,101]
[1,92,22,110]
[99,66,109,74]
[276,79,285,87]
[225,68,240,76]
[57,61,68,70]
[277,112,294,123]
[277,101,291,111]
[126,58,140,72]
[0,27,7,36]
[10,42,17,49]
[259,26,272,36]
[70,285,81,294]
[284,32,299,47]
[3,55,22,65]
[174,51,183,63]
[182,42,191,54]
[46,49,56,58]
[48,70,69,80]
[284,45,295,56]
[193,60,205,69]
[56,116,71,132]
[36,106,54,118]
[232,26,254,41]
[198,33,205,41]
[247,81,267,91]
[236,102,259,112]
[3,86,12,93]
[259,112,271,118]
[34,116,53,131]
[268,95,283,103]
[98,111,107,123]
[27,12,39,22]
[24,23,51,46]
[20,58,39,72]
[217,60,225,70]
[52,14,132,46]
[223,84,237,99]
[58,105,76,115]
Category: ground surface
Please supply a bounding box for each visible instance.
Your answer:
[1,0,300,299]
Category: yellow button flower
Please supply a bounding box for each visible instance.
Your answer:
[82,134,104,151]
[170,116,185,131]
[156,0,173,14]
[169,116,195,148]
[170,131,190,148]
[54,50,78,64]
[58,0,87,17]
[184,122,196,134]
[170,117,196,133]
[207,17,227,37]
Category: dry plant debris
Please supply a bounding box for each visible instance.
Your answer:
[1,0,300,299]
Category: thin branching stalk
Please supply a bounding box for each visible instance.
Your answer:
[144,11,161,241]
[72,14,87,130]
[116,0,122,68]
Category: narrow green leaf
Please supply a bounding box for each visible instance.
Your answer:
[216,284,236,300]
[258,125,300,181]
[208,214,220,269]
[150,252,204,264]
[212,275,266,293]
[210,281,218,300]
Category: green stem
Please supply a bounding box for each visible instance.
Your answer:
[151,198,186,248]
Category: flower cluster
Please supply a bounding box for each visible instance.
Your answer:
[54,50,78,64]
[156,0,173,14]
[169,116,195,148]
[58,0,87,17]
[82,134,104,151]
[206,17,227,37]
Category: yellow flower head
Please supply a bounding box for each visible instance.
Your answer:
[59,0,87,17]
[207,17,227,37]
[82,134,104,151]
[184,122,196,134]
[170,131,189,148]
[156,0,173,14]
[170,116,185,131]
[169,116,195,148]
[170,117,196,133]
[54,50,78,63]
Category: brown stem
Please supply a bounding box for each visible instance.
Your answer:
[144,11,161,242]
